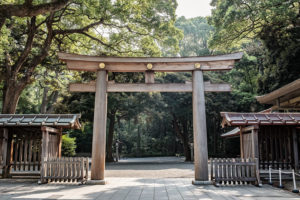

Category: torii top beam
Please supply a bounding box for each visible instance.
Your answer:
[58,52,243,72]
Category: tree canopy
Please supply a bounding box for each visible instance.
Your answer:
[209,0,300,93]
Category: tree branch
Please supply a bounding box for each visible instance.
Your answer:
[21,13,55,86]
[0,0,69,18]
[13,17,37,75]
[54,19,104,35]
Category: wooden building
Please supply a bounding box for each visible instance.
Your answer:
[221,79,300,171]
[221,112,300,171]
[256,79,300,111]
[0,114,81,178]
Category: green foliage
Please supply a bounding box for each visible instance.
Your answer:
[62,134,77,157]
[209,0,300,93]
[175,16,213,56]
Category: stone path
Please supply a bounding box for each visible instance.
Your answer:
[0,178,299,199]
[0,157,299,199]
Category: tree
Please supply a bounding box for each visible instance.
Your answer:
[0,0,181,114]
[209,0,300,93]
[175,16,214,56]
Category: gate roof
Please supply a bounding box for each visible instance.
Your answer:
[0,114,81,129]
[221,112,300,127]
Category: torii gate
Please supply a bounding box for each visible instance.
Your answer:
[58,52,243,184]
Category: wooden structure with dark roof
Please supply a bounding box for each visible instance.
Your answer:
[0,114,81,178]
[256,79,300,111]
[221,112,299,171]
[58,52,243,184]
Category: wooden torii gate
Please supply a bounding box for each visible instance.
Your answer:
[58,52,243,184]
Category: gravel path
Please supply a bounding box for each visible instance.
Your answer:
[105,157,194,178]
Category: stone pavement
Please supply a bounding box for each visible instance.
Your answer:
[1,157,299,199]
[0,178,299,200]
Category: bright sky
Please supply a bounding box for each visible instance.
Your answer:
[176,0,213,18]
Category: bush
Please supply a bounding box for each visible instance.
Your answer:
[62,134,76,157]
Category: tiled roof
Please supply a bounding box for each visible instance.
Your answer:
[0,114,81,129]
[221,112,300,127]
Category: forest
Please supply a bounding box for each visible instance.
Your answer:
[0,0,299,161]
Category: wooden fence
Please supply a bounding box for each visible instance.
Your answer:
[210,158,261,186]
[40,157,89,184]
[10,133,42,176]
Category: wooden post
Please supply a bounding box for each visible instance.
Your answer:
[251,127,261,185]
[2,128,8,177]
[90,70,107,183]
[145,71,154,83]
[251,128,259,159]
[240,127,244,158]
[41,129,49,159]
[57,129,62,158]
[192,70,209,184]
[292,128,299,171]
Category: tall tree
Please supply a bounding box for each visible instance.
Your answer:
[0,0,181,113]
[209,0,300,93]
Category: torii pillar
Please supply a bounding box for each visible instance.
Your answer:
[192,70,209,184]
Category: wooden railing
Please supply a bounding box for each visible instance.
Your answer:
[260,160,292,170]
[210,158,261,186]
[40,157,89,184]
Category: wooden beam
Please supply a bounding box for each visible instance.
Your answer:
[145,71,155,83]
[241,125,259,133]
[192,70,209,182]
[41,126,60,134]
[108,83,192,92]
[65,60,236,72]
[91,70,107,181]
[69,82,231,93]
[58,52,243,63]
[271,96,300,110]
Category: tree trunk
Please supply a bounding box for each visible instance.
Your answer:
[137,125,141,157]
[106,111,116,162]
[40,87,49,114]
[173,117,192,162]
[2,81,25,114]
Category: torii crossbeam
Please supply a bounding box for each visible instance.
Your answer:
[58,52,243,185]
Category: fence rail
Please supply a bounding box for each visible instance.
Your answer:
[210,158,261,186]
[40,157,89,184]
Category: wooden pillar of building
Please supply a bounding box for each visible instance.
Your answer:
[292,128,299,171]
[57,129,62,158]
[2,128,10,178]
[192,70,209,184]
[90,70,107,183]
[251,127,261,185]
[240,127,244,158]
[41,129,49,159]
[251,128,259,159]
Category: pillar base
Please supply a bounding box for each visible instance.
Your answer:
[86,180,107,185]
[192,180,212,185]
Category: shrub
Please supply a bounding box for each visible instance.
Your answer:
[62,134,76,157]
